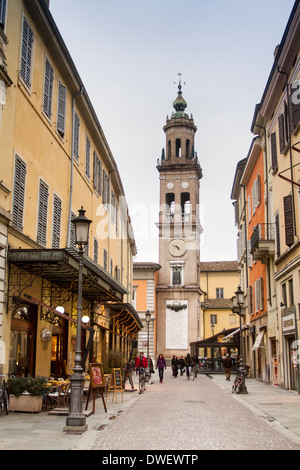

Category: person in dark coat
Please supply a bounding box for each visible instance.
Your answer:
[223,353,233,381]
[185,353,193,380]
[178,356,186,375]
[171,355,179,378]
[156,354,167,383]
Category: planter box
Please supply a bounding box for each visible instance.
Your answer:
[9,394,43,413]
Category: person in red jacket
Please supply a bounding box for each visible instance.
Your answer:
[135,352,148,370]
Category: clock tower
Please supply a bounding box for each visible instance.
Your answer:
[156,78,203,360]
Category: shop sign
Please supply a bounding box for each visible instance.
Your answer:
[282,313,295,333]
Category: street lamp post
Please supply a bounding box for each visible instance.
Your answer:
[64,207,91,433]
[231,285,248,394]
[145,310,151,360]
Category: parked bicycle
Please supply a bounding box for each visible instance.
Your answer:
[0,374,9,415]
[138,367,151,394]
[232,368,248,394]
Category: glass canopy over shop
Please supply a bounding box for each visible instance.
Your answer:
[190,328,240,373]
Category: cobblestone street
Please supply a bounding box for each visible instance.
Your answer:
[94,371,300,451]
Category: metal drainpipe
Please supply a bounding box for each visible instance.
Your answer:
[67,86,84,247]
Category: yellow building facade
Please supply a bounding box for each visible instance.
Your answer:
[0,0,141,379]
[200,261,239,339]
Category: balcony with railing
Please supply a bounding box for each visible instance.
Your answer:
[250,223,275,263]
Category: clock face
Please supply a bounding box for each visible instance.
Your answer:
[169,239,186,257]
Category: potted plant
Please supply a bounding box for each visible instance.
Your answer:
[7,376,50,413]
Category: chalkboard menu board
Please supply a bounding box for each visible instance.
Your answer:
[111,368,122,389]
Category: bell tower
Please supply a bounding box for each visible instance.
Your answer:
[156,77,203,360]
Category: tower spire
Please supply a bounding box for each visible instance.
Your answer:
[173,72,187,114]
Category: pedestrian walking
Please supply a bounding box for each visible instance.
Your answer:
[171,355,179,377]
[192,353,200,380]
[147,356,154,373]
[178,356,185,375]
[156,353,167,383]
[185,353,193,379]
[135,352,148,371]
[123,358,136,391]
[223,353,232,381]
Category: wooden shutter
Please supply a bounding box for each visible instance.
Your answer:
[283,194,294,247]
[43,58,54,118]
[271,132,278,170]
[85,135,90,178]
[57,82,66,137]
[73,112,80,160]
[37,180,49,246]
[249,286,253,314]
[275,213,280,257]
[70,212,76,249]
[260,276,264,311]
[52,195,62,249]
[20,16,34,87]
[12,156,26,231]
[94,238,98,263]
[278,114,285,153]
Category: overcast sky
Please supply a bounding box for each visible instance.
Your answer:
[50,0,295,263]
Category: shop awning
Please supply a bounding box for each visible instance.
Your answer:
[252,330,265,351]
[8,248,128,303]
[109,302,143,331]
[223,328,240,341]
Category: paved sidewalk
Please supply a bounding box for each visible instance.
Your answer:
[1,371,300,450]
[0,374,143,450]
[211,373,300,445]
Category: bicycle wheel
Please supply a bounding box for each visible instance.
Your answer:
[139,377,144,394]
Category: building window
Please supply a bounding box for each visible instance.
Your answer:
[52,195,62,249]
[216,288,224,299]
[37,180,49,246]
[288,278,294,307]
[73,111,80,161]
[57,81,66,137]
[43,57,54,119]
[85,135,91,179]
[12,156,26,231]
[176,138,181,157]
[0,0,7,29]
[170,262,184,286]
[210,314,217,325]
[20,16,34,88]
[181,192,190,221]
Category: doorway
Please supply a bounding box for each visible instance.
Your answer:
[9,303,37,377]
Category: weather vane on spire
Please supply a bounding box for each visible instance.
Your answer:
[174,72,186,90]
